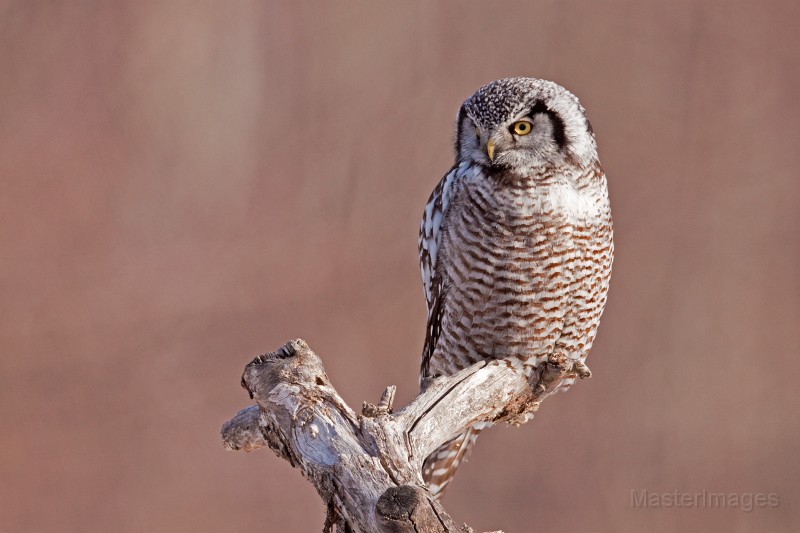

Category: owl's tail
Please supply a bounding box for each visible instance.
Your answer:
[422,424,483,499]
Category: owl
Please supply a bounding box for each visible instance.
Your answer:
[418,78,613,498]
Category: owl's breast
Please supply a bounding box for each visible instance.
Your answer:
[428,167,611,377]
[431,185,564,370]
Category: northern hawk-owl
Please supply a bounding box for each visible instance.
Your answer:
[418,78,613,497]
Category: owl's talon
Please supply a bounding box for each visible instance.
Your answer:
[573,361,592,379]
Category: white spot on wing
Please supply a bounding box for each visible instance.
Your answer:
[419,166,462,313]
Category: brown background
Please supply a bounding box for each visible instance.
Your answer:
[1,1,798,532]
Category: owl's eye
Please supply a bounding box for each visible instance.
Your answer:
[511,121,533,136]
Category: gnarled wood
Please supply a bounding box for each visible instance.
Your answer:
[221,339,589,532]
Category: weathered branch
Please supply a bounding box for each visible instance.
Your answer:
[221,339,588,532]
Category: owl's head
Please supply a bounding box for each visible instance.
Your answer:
[455,78,597,175]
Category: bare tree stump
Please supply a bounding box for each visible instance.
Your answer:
[221,339,588,532]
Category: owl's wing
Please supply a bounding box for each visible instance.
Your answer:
[419,165,460,380]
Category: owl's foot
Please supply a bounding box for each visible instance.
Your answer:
[547,353,591,378]
[573,360,592,379]
[533,354,591,394]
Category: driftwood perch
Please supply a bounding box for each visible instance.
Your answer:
[221,339,589,532]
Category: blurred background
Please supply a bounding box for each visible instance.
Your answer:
[1,1,798,531]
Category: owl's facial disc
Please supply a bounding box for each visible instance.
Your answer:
[476,104,577,178]
[458,106,568,173]
[455,78,599,174]
[485,118,535,163]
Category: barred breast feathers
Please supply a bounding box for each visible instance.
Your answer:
[418,161,610,381]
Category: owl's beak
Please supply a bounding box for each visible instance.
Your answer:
[486,139,496,161]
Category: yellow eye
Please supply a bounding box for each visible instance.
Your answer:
[511,121,533,135]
